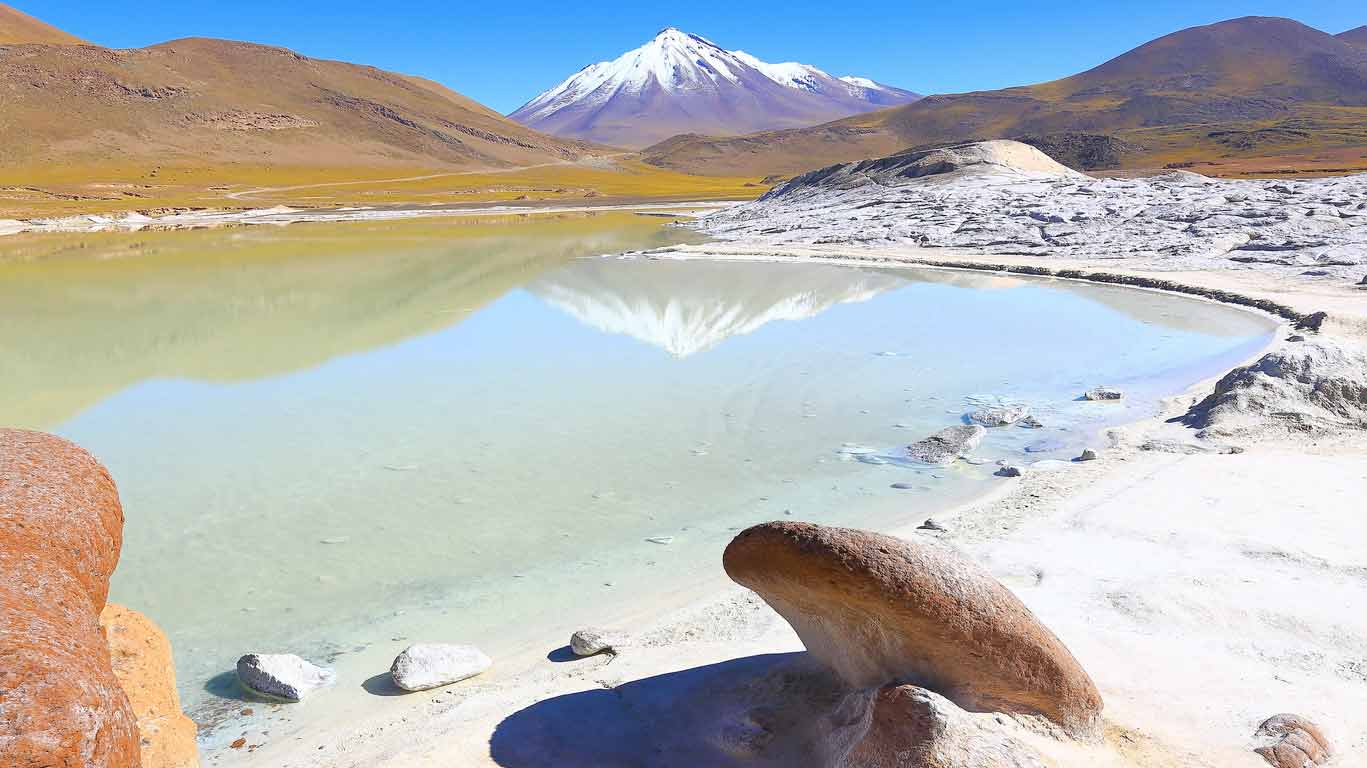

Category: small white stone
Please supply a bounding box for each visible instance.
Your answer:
[570,627,631,657]
[390,644,491,691]
[236,654,335,702]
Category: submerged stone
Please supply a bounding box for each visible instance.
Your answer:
[236,654,335,701]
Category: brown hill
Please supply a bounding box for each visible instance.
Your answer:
[0,3,86,45]
[1339,26,1367,48]
[645,17,1367,178]
[0,35,597,172]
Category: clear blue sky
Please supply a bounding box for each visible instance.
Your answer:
[21,1,1365,114]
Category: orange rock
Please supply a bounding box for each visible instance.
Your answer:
[1253,713,1333,768]
[101,604,201,768]
[724,521,1103,739]
[0,428,141,767]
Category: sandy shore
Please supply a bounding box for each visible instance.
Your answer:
[198,241,1365,767]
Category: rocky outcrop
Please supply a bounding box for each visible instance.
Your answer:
[1252,714,1333,767]
[235,654,335,701]
[723,522,1102,738]
[906,425,987,465]
[1083,387,1124,401]
[0,428,141,768]
[100,604,200,768]
[1184,341,1367,440]
[846,685,1047,768]
[389,644,491,691]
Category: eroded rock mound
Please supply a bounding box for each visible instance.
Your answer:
[846,685,1046,768]
[101,604,200,768]
[767,140,1084,197]
[1253,713,1333,768]
[1184,341,1367,440]
[723,522,1102,738]
[0,428,141,767]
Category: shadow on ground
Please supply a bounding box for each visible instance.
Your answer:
[489,652,872,768]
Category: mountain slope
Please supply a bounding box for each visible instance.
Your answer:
[1339,26,1367,48]
[0,3,86,45]
[0,35,598,173]
[510,28,919,148]
[645,17,1367,177]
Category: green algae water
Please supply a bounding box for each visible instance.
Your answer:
[1,212,1275,751]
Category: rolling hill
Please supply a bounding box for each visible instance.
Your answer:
[644,17,1367,178]
[0,4,763,218]
[1339,26,1367,48]
[509,28,919,148]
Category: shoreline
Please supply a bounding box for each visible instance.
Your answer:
[200,250,1348,768]
[0,199,744,238]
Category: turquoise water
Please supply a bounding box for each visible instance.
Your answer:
[2,218,1275,734]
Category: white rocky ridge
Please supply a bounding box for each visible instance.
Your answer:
[696,141,1367,282]
[509,28,919,147]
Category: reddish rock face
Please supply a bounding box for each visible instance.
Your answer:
[101,604,200,768]
[1,428,141,768]
[723,521,1103,739]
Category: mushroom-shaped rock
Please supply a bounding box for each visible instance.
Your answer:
[907,425,987,465]
[1253,714,1333,768]
[390,644,491,691]
[0,429,141,768]
[236,654,335,701]
[723,522,1102,738]
[570,627,631,657]
[847,684,1047,768]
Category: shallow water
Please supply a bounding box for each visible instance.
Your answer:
[2,213,1275,741]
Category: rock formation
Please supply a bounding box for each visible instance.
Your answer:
[1185,341,1367,440]
[101,604,200,768]
[0,426,141,759]
[967,406,1031,428]
[906,425,987,465]
[723,521,1102,738]
[1252,713,1333,767]
[846,685,1047,768]
[0,428,141,767]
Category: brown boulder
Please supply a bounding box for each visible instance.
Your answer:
[1253,714,1333,768]
[1,428,141,767]
[846,684,1046,768]
[723,521,1102,738]
[101,604,200,768]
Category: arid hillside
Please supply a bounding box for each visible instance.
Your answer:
[0,5,764,217]
[0,3,85,44]
[644,17,1367,178]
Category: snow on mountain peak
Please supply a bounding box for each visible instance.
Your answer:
[509,29,920,148]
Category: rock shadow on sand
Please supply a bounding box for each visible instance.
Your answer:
[489,652,872,768]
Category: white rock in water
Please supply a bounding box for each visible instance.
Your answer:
[967,405,1031,427]
[570,627,631,657]
[1077,449,1099,462]
[1083,387,1124,401]
[389,644,491,691]
[906,425,987,465]
[236,653,335,701]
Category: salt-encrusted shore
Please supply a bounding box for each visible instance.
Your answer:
[206,144,1366,767]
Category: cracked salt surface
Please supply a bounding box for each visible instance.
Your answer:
[698,164,1367,282]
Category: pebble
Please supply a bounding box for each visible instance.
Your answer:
[570,627,632,657]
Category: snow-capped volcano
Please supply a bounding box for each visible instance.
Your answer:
[509,28,920,148]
